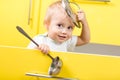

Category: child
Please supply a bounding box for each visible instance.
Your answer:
[27,1,90,54]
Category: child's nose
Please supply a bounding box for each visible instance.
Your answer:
[61,28,67,34]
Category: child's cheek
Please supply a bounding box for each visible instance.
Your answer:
[67,31,72,38]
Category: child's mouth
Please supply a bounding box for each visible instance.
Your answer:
[58,35,66,39]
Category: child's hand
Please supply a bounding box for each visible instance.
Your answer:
[36,44,50,54]
[77,9,87,23]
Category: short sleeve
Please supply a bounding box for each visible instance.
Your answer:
[27,34,44,49]
[67,36,77,51]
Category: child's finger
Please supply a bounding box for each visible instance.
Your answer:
[38,44,50,54]
[42,46,50,54]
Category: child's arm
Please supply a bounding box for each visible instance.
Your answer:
[76,9,90,46]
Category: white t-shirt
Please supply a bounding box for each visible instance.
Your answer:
[27,33,77,52]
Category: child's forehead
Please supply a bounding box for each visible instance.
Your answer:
[51,13,75,26]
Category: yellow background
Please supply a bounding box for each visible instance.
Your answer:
[0,0,120,47]
[0,0,120,80]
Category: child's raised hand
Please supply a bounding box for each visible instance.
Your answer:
[77,9,86,23]
[36,44,50,54]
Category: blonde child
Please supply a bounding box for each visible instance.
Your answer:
[27,1,90,54]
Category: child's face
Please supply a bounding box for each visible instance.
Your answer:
[47,12,75,43]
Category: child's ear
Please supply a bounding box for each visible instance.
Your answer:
[44,21,50,30]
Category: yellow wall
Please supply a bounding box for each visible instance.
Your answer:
[0,0,35,47]
[0,45,120,80]
[75,0,120,46]
[0,0,120,47]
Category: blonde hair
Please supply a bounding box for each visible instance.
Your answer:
[44,0,67,26]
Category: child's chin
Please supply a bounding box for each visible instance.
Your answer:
[57,40,66,43]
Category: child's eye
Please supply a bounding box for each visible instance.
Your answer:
[57,24,63,29]
[57,24,62,27]
[67,26,73,30]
